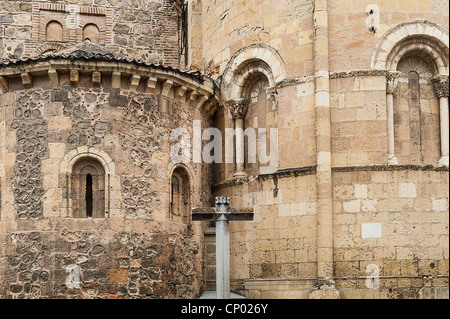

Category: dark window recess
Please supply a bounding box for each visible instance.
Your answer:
[86,174,93,218]
[180,2,189,65]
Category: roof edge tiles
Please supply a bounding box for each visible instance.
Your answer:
[0,40,204,82]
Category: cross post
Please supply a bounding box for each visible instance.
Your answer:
[192,197,254,299]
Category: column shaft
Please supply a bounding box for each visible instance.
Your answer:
[235,117,245,176]
[438,97,449,166]
[386,71,399,165]
[387,93,398,164]
[216,215,230,299]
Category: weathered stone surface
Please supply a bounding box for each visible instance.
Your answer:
[0,0,448,301]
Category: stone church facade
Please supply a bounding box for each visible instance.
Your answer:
[0,0,448,299]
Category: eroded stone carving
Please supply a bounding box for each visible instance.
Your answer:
[431,75,449,98]
[226,99,250,119]
[386,71,400,94]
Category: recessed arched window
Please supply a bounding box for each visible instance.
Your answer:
[244,74,271,177]
[394,53,441,165]
[46,21,63,42]
[170,166,191,225]
[83,24,100,44]
[71,158,105,218]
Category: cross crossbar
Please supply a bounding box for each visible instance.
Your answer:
[192,197,254,299]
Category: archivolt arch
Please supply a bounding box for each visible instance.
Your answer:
[221,44,286,101]
[60,147,117,218]
[167,162,195,189]
[60,146,115,175]
[371,20,449,73]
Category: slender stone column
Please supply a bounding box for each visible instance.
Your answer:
[432,75,449,167]
[386,71,400,165]
[227,99,249,178]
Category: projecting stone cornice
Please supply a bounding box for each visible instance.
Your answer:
[0,59,219,118]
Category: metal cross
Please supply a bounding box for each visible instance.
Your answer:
[192,197,254,299]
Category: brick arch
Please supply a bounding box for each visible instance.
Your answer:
[77,21,106,45]
[46,20,63,42]
[39,16,69,43]
[34,42,67,56]
[221,44,286,101]
[371,20,449,73]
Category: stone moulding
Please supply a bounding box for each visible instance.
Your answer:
[221,43,287,103]
[212,166,317,191]
[272,75,314,89]
[329,69,390,79]
[212,164,448,190]
[60,146,115,176]
[332,164,449,173]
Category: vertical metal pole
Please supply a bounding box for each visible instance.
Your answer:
[216,214,230,299]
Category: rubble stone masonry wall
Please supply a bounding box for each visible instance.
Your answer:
[0,74,213,298]
[0,0,448,299]
[0,0,181,67]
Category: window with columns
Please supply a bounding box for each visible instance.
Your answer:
[385,37,449,168]
[393,55,442,165]
[225,62,278,178]
[71,158,106,218]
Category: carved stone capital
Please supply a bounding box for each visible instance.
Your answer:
[431,75,449,99]
[226,99,250,119]
[386,71,400,94]
[266,87,279,110]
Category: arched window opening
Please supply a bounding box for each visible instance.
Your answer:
[46,21,63,42]
[83,24,100,44]
[394,54,441,165]
[71,158,105,218]
[244,75,271,177]
[170,167,191,225]
[225,56,279,178]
